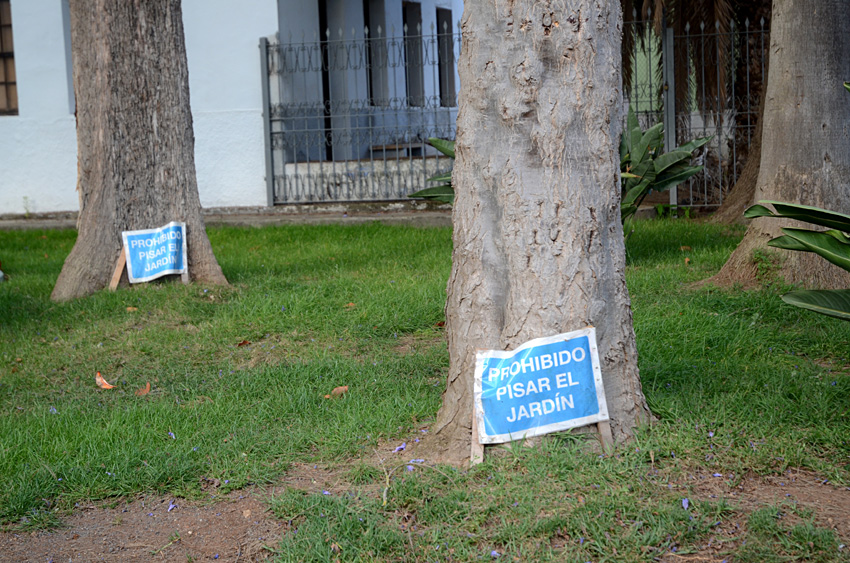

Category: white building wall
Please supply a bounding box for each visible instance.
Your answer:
[0,0,77,215]
[182,0,278,208]
[0,0,463,216]
[0,0,277,215]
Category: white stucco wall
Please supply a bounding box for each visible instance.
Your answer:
[0,0,277,215]
[0,0,77,215]
[0,0,462,216]
[183,0,278,208]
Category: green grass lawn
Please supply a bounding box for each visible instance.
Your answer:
[1,219,848,562]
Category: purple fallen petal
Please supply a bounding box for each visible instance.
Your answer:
[490,550,500,558]
[322,490,331,495]
[682,498,689,510]
[168,500,177,512]
[392,442,407,453]
[713,473,723,477]
[708,431,714,438]
[406,465,414,472]
[409,459,424,463]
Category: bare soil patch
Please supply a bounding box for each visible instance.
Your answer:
[659,468,850,562]
[1,490,282,562]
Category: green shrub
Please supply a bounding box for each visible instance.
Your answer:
[619,107,711,229]
[745,200,850,320]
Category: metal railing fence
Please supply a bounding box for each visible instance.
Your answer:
[261,24,460,204]
[625,12,769,207]
[260,14,769,207]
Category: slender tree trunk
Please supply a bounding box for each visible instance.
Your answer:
[709,89,766,225]
[432,0,651,465]
[711,0,771,225]
[709,0,850,288]
[52,0,226,302]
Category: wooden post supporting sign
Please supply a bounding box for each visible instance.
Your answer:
[471,412,484,466]
[108,247,127,291]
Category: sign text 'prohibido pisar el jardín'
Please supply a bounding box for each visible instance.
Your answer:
[473,327,610,444]
[121,221,187,284]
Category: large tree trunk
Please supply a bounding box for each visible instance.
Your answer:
[709,0,850,289]
[52,0,227,302]
[432,0,651,466]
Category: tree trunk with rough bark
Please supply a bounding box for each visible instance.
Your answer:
[431,0,651,466]
[52,0,227,302]
[709,0,850,288]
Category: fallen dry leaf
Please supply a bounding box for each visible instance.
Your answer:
[324,394,331,399]
[135,381,151,396]
[242,509,251,519]
[680,245,692,251]
[434,321,446,328]
[236,340,251,347]
[126,306,138,312]
[331,385,349,397]
[685,257,691,265]
[199,476,221,490]
[344,302,356,309]
[95,371,115,389]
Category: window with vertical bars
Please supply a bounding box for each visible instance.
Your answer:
[0,0,17,115]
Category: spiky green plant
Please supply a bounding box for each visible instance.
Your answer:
[407,138,455,204]
[620,107,711,228]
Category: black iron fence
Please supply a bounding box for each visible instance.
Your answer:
[261,24,460,204]
[260,14,769,206]
[625,11,769,207]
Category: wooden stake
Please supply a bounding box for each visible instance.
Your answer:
[108,247,127,291]
[470,411,484,466]
[597,420,614,453]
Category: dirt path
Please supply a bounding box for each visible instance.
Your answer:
[1,490,281,562]
[0,462,351,563]
[3,464,848,562]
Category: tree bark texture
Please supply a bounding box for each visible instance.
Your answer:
[52,0,227,302]
[433,0,651,465]
[711,0,850,288]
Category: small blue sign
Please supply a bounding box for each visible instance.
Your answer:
[474,327,609,444]
[121,222,187,284]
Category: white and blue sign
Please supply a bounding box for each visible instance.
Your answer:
[474,327,609,444]
[121,221,187,284]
